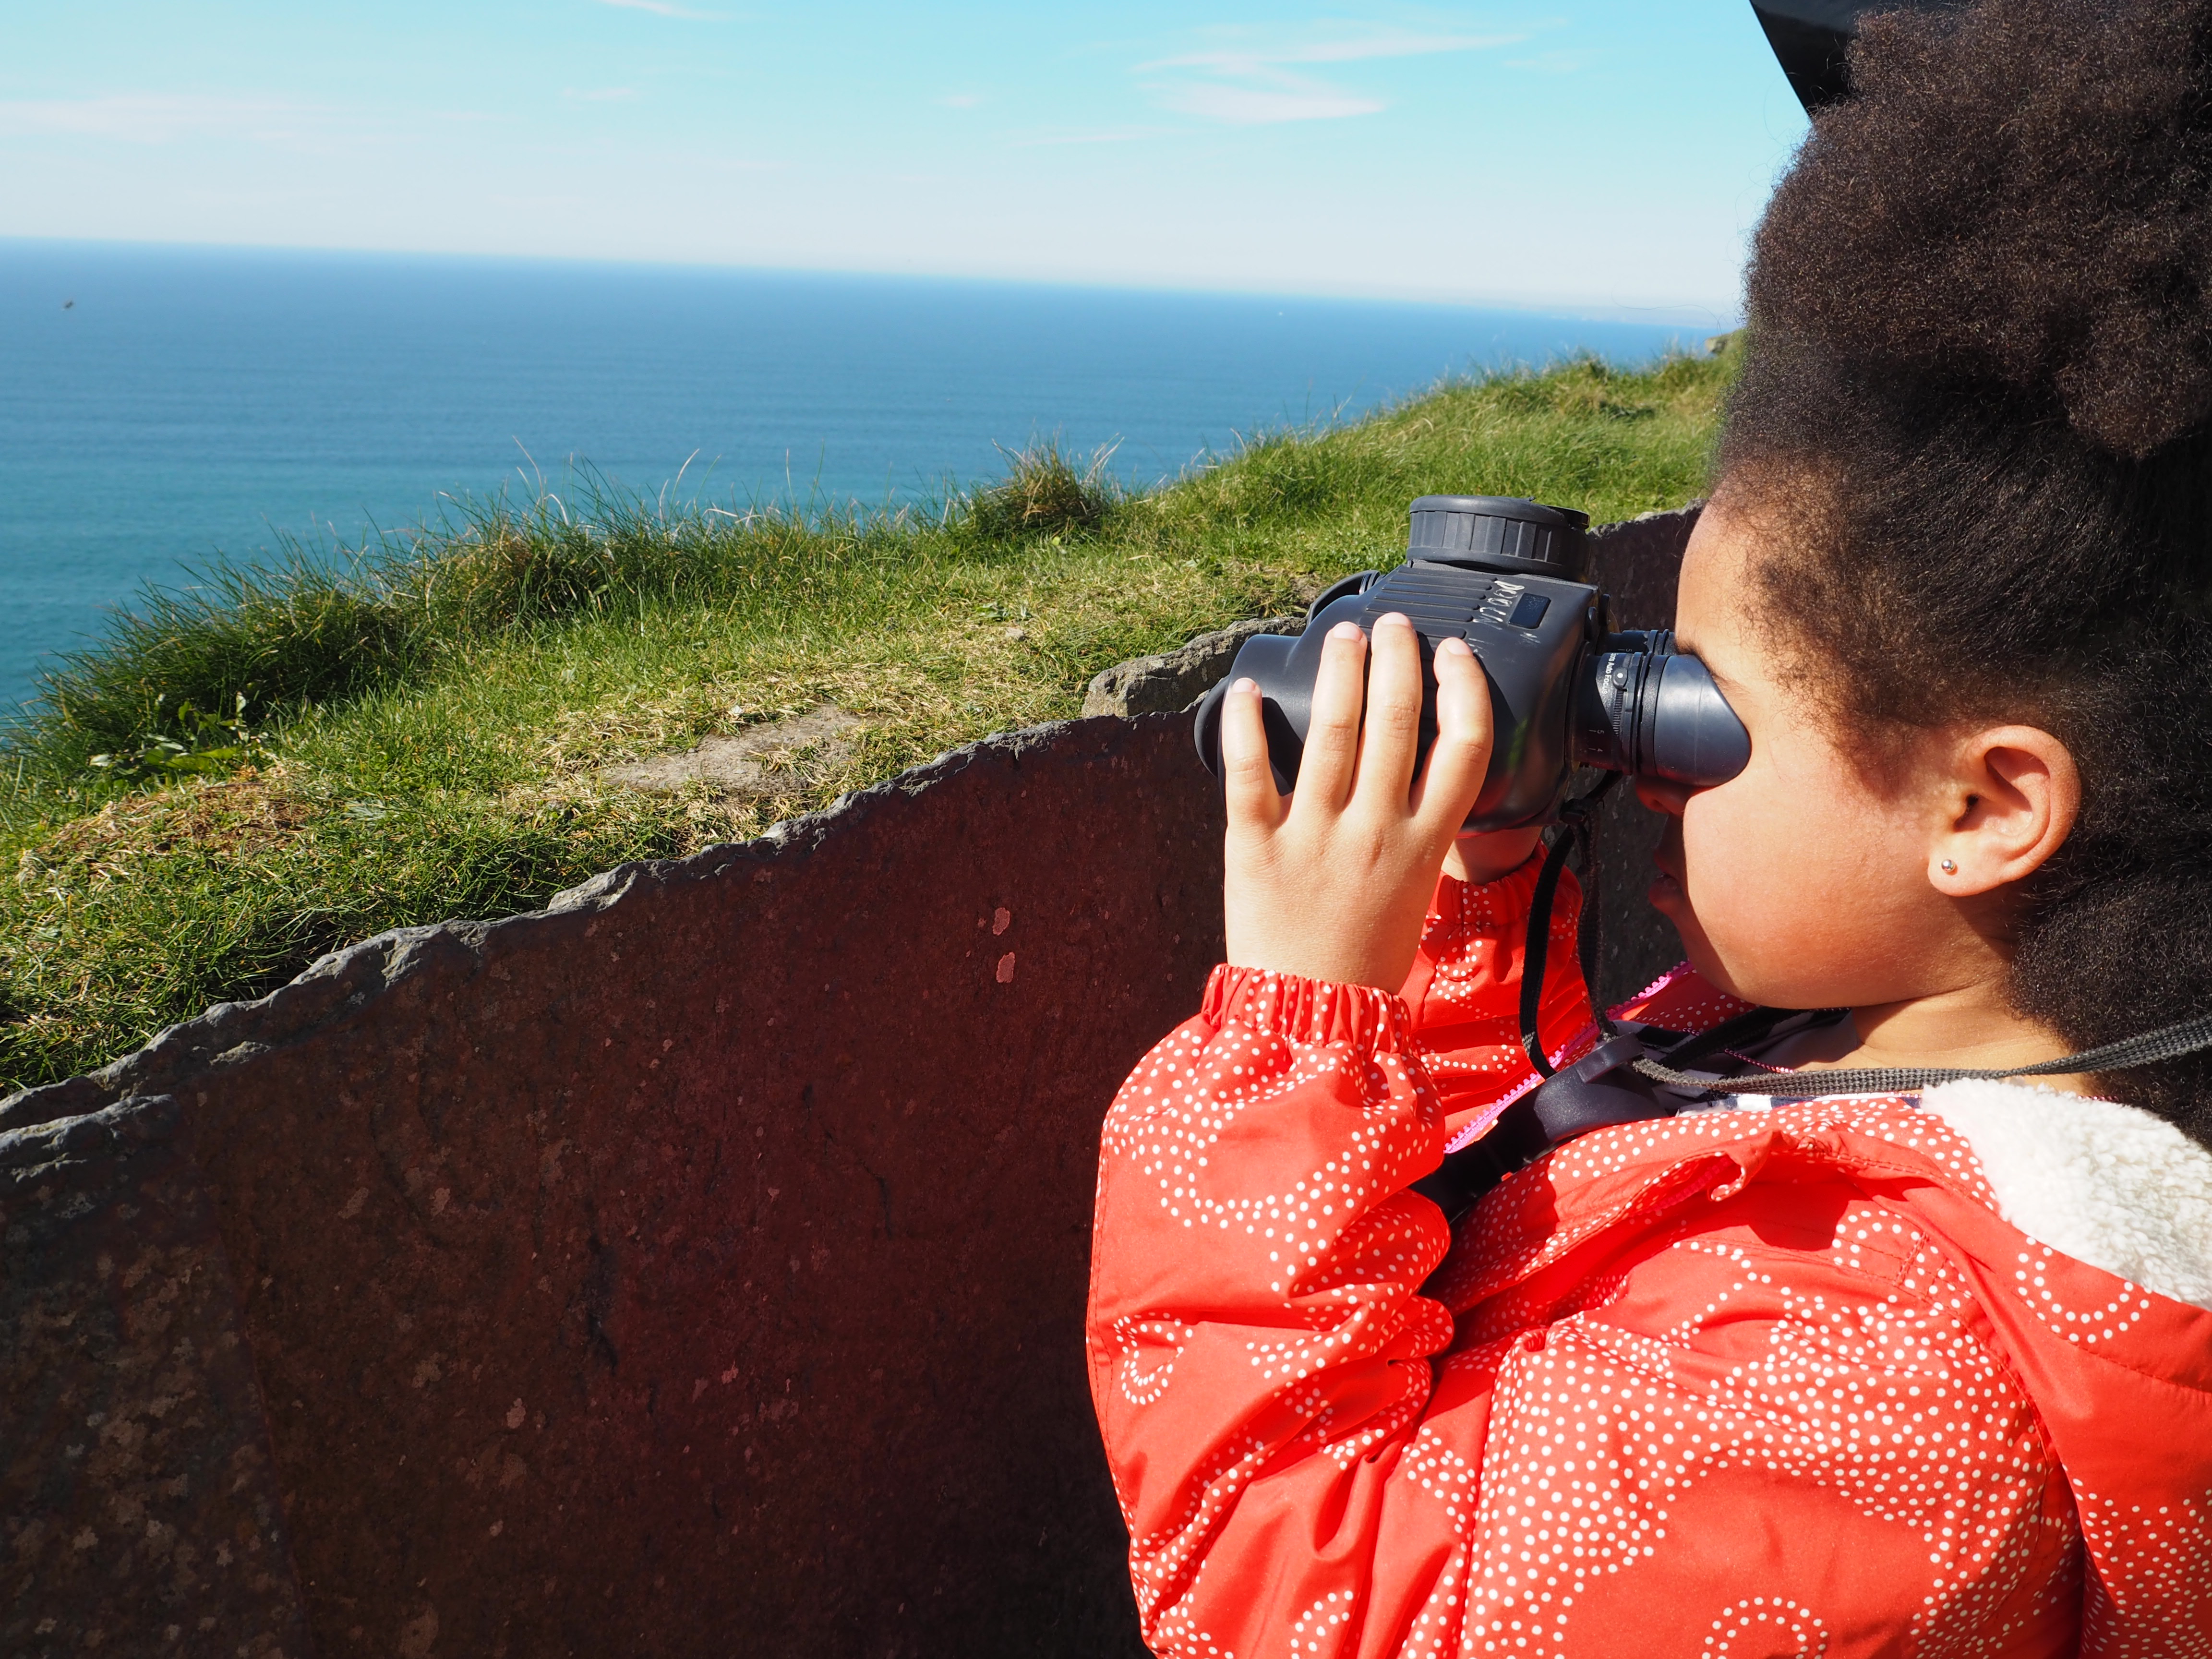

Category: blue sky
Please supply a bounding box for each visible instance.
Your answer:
[0,2,1809,321]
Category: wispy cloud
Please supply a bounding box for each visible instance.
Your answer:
[0,94,324,143]
[1153,84,1382,124]
[595,0,722,17]
[561,86,638,101]
[1013,125,1175,147]
[1138,23,1523,126]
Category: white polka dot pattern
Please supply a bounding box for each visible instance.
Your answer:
[2010,1245,2151,1346]
[1398,862,1605,1136]
[1611,960,1760,1039]
[2075,1488,2212,1656]
[1089,929,2212,1655]
[1702,1597,1829,1655]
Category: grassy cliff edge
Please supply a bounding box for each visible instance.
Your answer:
[0,355,1728,1092]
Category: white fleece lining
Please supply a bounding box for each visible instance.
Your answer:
[1921,1079,2212,1311]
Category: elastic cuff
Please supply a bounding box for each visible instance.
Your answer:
[1200,964,1414,1054]
[1435,844,1577,913]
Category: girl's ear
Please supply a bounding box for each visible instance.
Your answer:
[1927,726,2081,897]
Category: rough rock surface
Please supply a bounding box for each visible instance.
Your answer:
[1,1095,309,1658]
[0,505,1699,1656]
[1081,615,1303,718]
[3,716,1219,1658]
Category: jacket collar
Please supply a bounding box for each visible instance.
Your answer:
[1920,1079,2212,1310]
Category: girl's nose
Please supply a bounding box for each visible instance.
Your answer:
[1634,777,1692,817]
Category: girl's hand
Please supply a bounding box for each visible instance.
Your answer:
[1221,613,1496,990]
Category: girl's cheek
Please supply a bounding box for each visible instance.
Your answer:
[1679,775,1805,940]
[1680,784,1751,889]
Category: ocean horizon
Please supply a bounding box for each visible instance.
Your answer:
[0,239,1713,713]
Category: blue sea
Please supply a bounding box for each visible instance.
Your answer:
[0,239,1703,713]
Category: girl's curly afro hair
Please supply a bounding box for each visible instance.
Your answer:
[1720,0,2212,1138]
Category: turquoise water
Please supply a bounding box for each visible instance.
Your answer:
[0,239,1699,712]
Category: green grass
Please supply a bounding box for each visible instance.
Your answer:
[0,354,1728,1092]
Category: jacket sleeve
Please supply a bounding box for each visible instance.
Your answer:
[1086,967,2077,1656]
[1086,964,1460,1655]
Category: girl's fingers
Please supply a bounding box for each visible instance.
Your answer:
[1410,635,1495,831]
[1357,613,1427,803]
[1295,620,1369,812]
[1218,677,1286,835]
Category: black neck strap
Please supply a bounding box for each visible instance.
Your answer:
[1516,774,1621,1077]
[1634,1010,2212,1097]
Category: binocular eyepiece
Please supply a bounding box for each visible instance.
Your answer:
[1192,496,1750,831]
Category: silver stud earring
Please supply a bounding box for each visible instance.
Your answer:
[1939,858,1958,874]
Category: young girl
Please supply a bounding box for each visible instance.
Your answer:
[1085,2,2212,1652]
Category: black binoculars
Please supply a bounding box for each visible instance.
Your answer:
[1191,496,1751,829]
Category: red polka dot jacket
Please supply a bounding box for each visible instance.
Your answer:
[1087,854,2212,1655]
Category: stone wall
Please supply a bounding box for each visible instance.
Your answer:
[1585,504,1701,1007]
[1,1095,308,1656]
[0,505,1696,1656]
